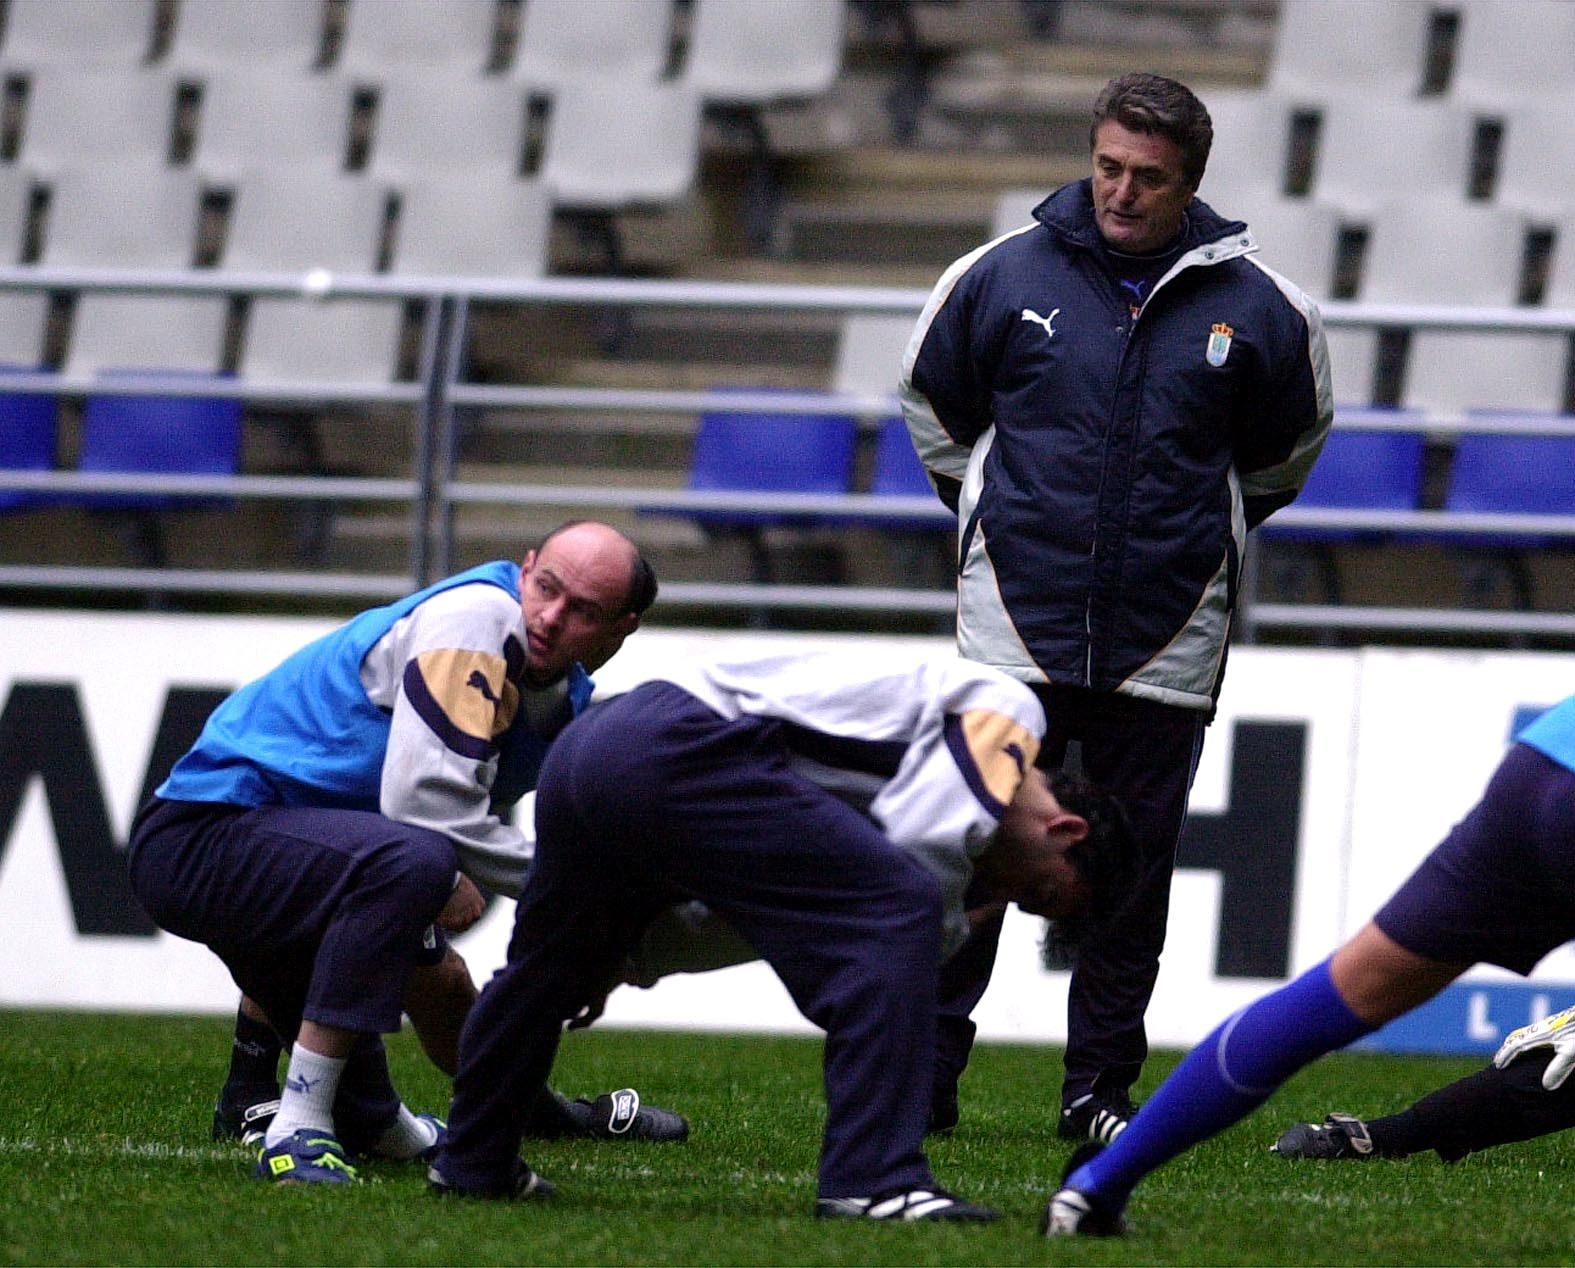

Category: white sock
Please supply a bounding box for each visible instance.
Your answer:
[264,1043,346,1148]
[372,1104,440,1160]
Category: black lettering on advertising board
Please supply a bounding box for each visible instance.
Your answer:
[1176,721,1307,979]
[0,683,227,936]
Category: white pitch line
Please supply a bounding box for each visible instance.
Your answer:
[0,1135,243,1163]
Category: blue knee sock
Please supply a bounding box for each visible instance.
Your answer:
[1069,959,1374,1207]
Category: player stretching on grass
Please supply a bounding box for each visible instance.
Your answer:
[431,651,1140,1219]
[1045,693,1575,1235]
[129,521,682,1186]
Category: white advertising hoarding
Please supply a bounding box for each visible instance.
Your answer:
[2,610,1573,1052]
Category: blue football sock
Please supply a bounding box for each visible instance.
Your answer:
[1068,959,1373,1207]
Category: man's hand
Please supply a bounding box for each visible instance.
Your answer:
[439,874,486,932]
[1493,1004,1575,1089]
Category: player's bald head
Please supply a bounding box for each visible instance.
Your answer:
[533,521,657,619]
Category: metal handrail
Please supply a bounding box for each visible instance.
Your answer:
[2,267,1574,638]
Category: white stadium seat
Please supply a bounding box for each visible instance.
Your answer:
[0,0,157,70]
[391,173,552,280]
[538,79,702,210]
[166,0,327,77]
[685,0,845,105]
[510,0,673,91]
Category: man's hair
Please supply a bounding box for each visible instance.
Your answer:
[534,520,660,618]
[1090,72,1213,189]
[1049,768,1141,927]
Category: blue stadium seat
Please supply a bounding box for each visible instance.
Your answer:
[865,415,953,526]
[651,388,857,589]
[866,416,954,599]
[1257,417,1427,605]
[1442,420,1575,609]
[0,366,59,512]
[685,397,857,527]
[77,371,243,511]
[74,371,243,569]
[1444,427,1575,537]
[1261,422,1428,542]
[869,416,929,498]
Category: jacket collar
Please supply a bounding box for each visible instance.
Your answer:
[1032,178,1247,257]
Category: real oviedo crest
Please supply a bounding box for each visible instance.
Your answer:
[1206,322,1233,367]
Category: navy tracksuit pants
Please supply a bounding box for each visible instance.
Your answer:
[128,796,459,1140]
[438,682,945,1199]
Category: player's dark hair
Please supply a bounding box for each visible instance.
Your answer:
[535,519,660,617]
[1049,767,1141,926]
[1090,72,1213,188]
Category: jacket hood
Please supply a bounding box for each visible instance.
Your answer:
[1032,178,1246,254]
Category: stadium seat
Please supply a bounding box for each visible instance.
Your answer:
[1494,103,1575,221]
[71,368,243,568]
[391,173,551,279]
[192,71,354,184]
[827,317,951,584]
[684,0,845,105]
[538,79,702,210]
[0,0,158,69]
[166,0,327,77]
[241,296,403,386]
[1357,201,1564,417]
[13,69,180,174]
[1265,0,1433,103]
[1442,424,1575,608]
[1263,422,1428,537]
[335,0,499,81]
[1195,91,1297,204]
[0,366,58,513]
[223,169,385,273]
[0,163,31,249]
[0,166,50,373]
[869,415,952,526]
[509,0,674,91]
[831,312,912,401]
[863,416,954,597]
[686,398,858,521]
[77,370,243,512]
[991,189,1042,240]
[0,290,50,367]
[224,171,403,385]
[41,164,203,268]
[683,0,843,254]
[32,162,240,555]
[651,391,858,586]
[537,77,701,272]
[368,75,530,182]
[1226,193,1341,300]
[65,295,230,378]
[869,415,933,501]
[1311,99,1478,217]
[1450,0,1575,110]
[1257,416,1427,603]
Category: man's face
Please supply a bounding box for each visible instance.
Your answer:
[1090,119,1194,254]
[983,768,1091,921]
[518,526,639,687]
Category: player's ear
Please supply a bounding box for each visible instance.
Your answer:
[1047,809,1089,846]
[520,549,538,574]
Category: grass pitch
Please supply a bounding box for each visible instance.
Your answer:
[4,1009,1575,1265]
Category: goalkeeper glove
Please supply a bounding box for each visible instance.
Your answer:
[1493,1004,1575,1089]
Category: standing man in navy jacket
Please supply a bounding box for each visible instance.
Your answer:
[900,72,1333,1142]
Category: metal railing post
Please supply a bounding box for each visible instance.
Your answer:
[433,294,470,581]
[408,293,452,589]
